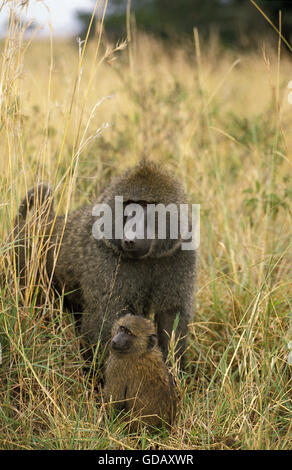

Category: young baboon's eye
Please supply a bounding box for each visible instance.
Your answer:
[120,325,135,336]
[119,325,133,335]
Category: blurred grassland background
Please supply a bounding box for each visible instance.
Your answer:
[0,1,291,450]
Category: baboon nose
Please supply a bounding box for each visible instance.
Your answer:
[111,338,118,350]
[122,238,135,250]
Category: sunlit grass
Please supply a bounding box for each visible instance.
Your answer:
[0,4,291,450]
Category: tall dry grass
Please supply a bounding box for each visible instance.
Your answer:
[0,3,291,449]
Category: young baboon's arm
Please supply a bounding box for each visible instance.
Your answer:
[103,359,128,412]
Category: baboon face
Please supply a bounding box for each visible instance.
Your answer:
[117,199,185,259]
[98,162,188,259]
[111,324,135,353]
[120,201,152,259]
[111,314,157,356]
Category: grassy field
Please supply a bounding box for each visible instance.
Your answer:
[0,8,291,450]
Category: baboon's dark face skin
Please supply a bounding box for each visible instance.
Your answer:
[120,202,152,259]
[111,325,134,353]
[110,199,185,260]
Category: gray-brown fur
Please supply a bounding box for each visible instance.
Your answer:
[14,183,54,289]
[15,161,197,368]
[103,314,177,430]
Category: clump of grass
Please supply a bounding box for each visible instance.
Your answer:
[0,2,291,450]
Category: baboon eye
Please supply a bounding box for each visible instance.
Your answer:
[119,326,133,336]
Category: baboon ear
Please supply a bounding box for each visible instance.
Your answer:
[148,334,157,350]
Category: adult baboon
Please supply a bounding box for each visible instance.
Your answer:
[103,314,177,430]
[15,161,197,367]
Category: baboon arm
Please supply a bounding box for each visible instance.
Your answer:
[104,361,128,411]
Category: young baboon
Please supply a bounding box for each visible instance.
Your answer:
[15,161,197,368]
[103,314,177,431]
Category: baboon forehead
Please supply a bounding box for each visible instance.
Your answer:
[103,162,187,205]
[115,314,156,336]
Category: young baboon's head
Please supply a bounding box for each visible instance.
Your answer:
[110,314,157,356]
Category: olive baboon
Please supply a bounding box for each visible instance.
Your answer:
[103,314,177,430]
[15,161,197,367]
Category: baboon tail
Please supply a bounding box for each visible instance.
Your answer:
[12,183,54,284]
[16,183,53,220]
